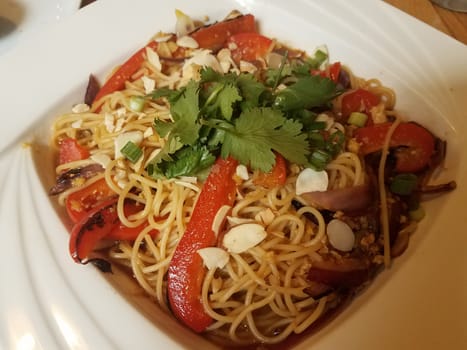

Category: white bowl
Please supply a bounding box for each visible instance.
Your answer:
[0,0,466,349]
[0,0,80,55]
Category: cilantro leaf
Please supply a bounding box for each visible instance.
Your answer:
[221,107,308,172]
[274,75,338,111]
[147,87,180,101]
[236,73,267,110]
[146,136,184,178]
[200,66,227,83]
[168,80,201,145]
[201,68,266,112]
[153,119,174,138]
[204,82,241,121]
[161,144,216,178]
[151,80,201,146]
[265,64,291,87]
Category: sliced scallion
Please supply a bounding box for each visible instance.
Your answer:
[121,141,143,163]
[308,49,328,69]
[308,121,327,131]
[326,130,345,156]
[308,132,325,148]
[129,95,146,112]
[348,112,368,127]
[309,149,331,171]
[390,173,418,196]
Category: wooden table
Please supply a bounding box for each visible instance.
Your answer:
[80,0,467,45]
[385,0,467,45]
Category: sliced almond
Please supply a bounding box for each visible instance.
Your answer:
[197,247,229,270]
[146,47,162,71]
[254,208,275,226]
[212,205,232,237]
[223,223,267,254]
[71,103,90,114]
[176,36,199,49]
[141,76,156,94]
[326,219,355,252]
[235,164,249,180]
[296,168,329,195]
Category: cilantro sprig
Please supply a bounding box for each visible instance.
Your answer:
[221,107,308,170]
[146,60,340,179]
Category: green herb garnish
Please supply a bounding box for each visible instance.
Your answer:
[146,59,340,179]
[121,141,143,163]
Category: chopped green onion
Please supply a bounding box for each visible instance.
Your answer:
[308,49,328,69]
[308,132,325,148]
[129,95,146,112]
[326,130,345,156]
[309,149,332,171]
[348,112,368,127]
[390,173,418,196]
[409,206,425,222]
[121,141,143,163]
[307,121,327,131]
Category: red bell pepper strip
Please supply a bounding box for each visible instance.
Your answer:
[253,153,287,189]
[310,62,341,82]
[106,201,159,240]
[227,32,272,63]
[92,41,158,106]
[354,122,435,173]
[69,198,156,263]
[58,138,90,165]
[341,88,380,119]
[69,198,120,263]
[329,62,341,83]
[190,14,257,51]
[106,221,155,241]
[167,157,238,332]
[66,178,116,223]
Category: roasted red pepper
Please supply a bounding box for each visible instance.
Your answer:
[354,122,435,173]
[328,62,341,83]
[253,153,287,189]
[341,88,380,119]
[69,198,155,263]
[66,178,116,223]
[92,14,256,106]
[227,32,272,63]
[58,138,90,165]
[92,41,159,106]
[69,198,120,263]
[190,14,257,51]
[107,201,159,240]
[167,157,238,332]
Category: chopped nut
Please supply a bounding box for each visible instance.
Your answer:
[223,223,267,253]
[235,164,249,180]
[146,47,162,71]
[72,103,90,114]
[176,36,199,49]
[212,205,232,237]
[198,247,229,270]
[255,208,275,226]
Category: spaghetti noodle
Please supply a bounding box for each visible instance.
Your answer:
[49,10,455,347]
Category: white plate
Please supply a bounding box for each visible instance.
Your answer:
[0,0,466,349]
[0,0,80,56]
